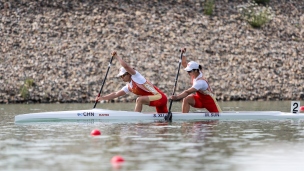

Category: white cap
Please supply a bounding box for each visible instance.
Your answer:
[184,61,199,71]
[116,67,127,77]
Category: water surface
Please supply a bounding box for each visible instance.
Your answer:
[1,101,304,171]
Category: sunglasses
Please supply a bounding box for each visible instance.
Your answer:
[187,70,193,74]
[120,73,128,78]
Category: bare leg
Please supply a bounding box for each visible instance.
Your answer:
[182,95,195,113]
[135,96,150,112]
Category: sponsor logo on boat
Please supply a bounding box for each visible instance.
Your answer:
[77,112,94,116]
[99,114,109,116]
[205,113,220,117]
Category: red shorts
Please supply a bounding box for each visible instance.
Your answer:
[149,93,168,113]
[192,93,221,112]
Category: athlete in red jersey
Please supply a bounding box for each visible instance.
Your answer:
[96,52,168,113]
[170,48,221,113]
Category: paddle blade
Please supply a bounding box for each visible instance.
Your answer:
[165,112,172,122]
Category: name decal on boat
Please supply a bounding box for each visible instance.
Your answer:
[153,113,166,117]
[77,112,94,116]
[99,114,109,116]
[205,113,220,117]
[152,113,220,117]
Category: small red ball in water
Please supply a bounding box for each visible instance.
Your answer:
[111,155,125,163]
[300,106,304,113]
[91,129,101,136]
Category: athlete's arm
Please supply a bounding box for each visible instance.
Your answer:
[171,80,207,100]
[111,51,136,75]
[171,87,197,100]
[180,48,187,68]
[97,90,126,101]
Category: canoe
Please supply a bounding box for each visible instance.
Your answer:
[14,101,302,123]
[14,109,303,123]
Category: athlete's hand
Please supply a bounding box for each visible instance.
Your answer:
[95,96,105,101]
[111,51,117,57]
[95,96,100,101]
[170,95,178,101]
[180,48,186,53]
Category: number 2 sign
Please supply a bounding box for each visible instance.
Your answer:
[291,101,300,114]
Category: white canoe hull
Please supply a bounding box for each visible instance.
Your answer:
[14,108,304,123]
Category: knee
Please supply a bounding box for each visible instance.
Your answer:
[183,96,191,103]
[183,96,193,104]
[136,97,144,104]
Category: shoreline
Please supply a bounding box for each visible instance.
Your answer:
[1,0,304,104]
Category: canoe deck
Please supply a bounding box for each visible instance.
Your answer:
[14,108,304,123]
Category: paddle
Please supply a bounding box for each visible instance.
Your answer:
[165,48,186,122]
[93,55,114,108]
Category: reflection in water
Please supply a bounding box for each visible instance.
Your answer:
[181,120,219,143]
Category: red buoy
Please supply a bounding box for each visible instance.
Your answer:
[111,155,125,163]
[90,129,101,136]
[300,106,304,113]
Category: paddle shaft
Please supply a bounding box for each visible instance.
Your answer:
[166,50,184,121]
[93,56,114,108]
